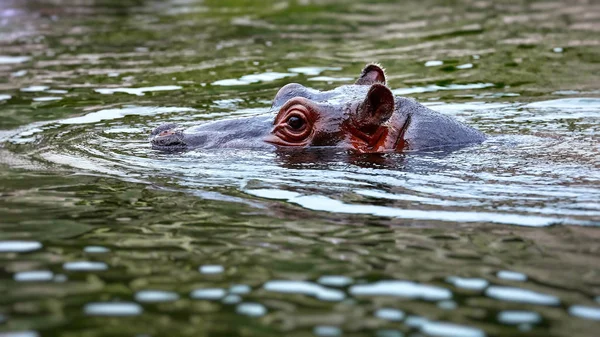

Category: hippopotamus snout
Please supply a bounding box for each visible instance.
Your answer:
[150,123,187,149]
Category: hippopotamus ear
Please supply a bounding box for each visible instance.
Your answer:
[353,83,395,133]
[355,63,386,85]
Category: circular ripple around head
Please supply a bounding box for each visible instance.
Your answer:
[2,99,600,227]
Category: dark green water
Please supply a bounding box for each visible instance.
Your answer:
[1,0,599,336]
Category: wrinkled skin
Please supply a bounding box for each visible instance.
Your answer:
[150,64,485,153]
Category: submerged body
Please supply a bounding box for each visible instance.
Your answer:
[150,64,485,153]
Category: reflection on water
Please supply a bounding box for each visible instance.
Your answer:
[1,0,599,336]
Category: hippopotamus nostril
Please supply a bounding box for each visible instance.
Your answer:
[150,123,180,137]
[159,130,175,137]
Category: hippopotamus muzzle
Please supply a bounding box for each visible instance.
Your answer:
[149,115,276,151]
[149,123,189,150]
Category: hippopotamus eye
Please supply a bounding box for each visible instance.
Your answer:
[287,116,305,130]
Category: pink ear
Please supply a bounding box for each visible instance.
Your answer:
[353,83,395,134]
[355,63,386,85]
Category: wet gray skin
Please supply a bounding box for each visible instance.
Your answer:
[149,115,275,151]
[150,69,486,152]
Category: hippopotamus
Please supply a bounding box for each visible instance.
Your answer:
[150,64,485,153]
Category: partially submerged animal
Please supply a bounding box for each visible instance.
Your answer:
[150,64,485,153]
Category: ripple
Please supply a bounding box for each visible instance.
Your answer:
[525,98,600,109]
[456,63,473,69]
[83,246,110,253]
[63,261,108,271]
[308,76,353,82]
[485,286,560,306]
[84,302,143,316]
[32,96,62,102]
[190,288,226,300]
[349,280,452,301]
[54,274,68,282]
[425,60,443,67]
[212,72,296,86]
[420,321,485,337]
[199,265,224,274]
[222,294,242,304]
[405,316,429,328]
[263,280,345,301]
[568,305,600,320]
[0,241,42,253]
[0,55,30,64]
[0,331,40,337]
[11,70,27,77]
[59,106,194,125]
[437,300,458,310]
[496,270,527,282]
[20,86,48,92]
[288,66,341,75]
[392,83,494,95]
[236,302,267,317]
[229,284,251,294]
[317,275,353,287]
[14,270,53,282]
[313,326,342,337]
[135,290,179,303]
[374,308,405,321]
[246,190,561,227]
[376,330,403,337]
[94,85,182,96]
[497,311,541,324]
[445,276,488,290]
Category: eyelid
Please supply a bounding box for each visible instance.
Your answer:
[275,98,312,121]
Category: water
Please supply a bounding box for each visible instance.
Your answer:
[1,0,599,336]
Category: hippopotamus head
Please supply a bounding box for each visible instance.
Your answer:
[150,64,485,153]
